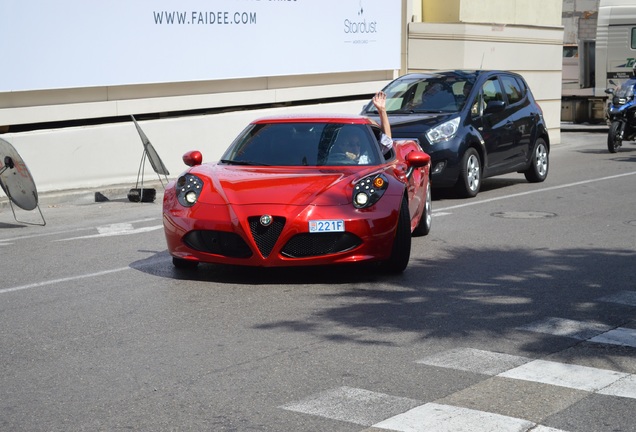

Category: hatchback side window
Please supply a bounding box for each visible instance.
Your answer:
[471,78,503,117]
[501,75,524,105]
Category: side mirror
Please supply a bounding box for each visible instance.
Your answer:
[484,100,506,114]
[183,150,203,167]
[405,151,431,168]
[609,79,617,86]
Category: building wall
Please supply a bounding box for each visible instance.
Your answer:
[0,0,564,196]
[409,1,563,144]
[422,0,562,26]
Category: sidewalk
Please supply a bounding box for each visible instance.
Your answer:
[2,123,609,209]
[1,180,167,209]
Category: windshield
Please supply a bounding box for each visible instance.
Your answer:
[367,74,477,114]
[220,122,383,166]
[615,79,636,99]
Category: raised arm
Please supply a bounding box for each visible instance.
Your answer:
[372,91,391,139]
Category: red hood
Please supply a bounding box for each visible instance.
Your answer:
[191,164,371,206]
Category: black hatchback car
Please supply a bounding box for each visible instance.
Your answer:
[362,70,549,197]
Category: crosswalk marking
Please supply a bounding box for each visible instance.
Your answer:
[415,347,531,375]
[598,374,636,398]
[372,403,536,432]
[281,295,636,429]
[417,347,636,399]
[498,359,629,392]
[519,316,636,348]
[589,327,636,348]
[517,317,612,340]
[599,290,636,307]
[282,388,569,432]
[280,386,421,427]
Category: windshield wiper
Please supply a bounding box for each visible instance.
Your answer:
[220,159,271,166]
[411,109,446,114]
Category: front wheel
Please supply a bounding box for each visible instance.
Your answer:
[455,148,481,198]
[608,121,623,153]
[385,196,412,273]
[524,138,549,183]
[412,182,432,237]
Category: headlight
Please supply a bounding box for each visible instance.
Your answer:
[426,117,460,144]
[176,173,204,207]
[353,174,388,209]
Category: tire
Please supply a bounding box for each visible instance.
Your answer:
[523,138,549,183]
[455,148,481,198]
[413,182,432,237]
[172,257,199,269]
[607,121,622,153]
[385,196,412,273]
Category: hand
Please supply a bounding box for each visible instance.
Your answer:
[372,91,387,112]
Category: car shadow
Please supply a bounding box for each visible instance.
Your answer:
[432,177,528,200]
[131,250,389,285]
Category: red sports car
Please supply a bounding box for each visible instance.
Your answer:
[163,114,432,273]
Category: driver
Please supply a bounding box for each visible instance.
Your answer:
[335,128,369,164]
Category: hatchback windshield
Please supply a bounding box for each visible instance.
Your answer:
[367,74,477,114]
[221,122,383,167]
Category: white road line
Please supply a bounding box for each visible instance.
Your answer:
[432,171,636,214]
[0,218,160,243]
[599,374,636,398]
[55,224,162,241]
[0,267,130,295]
[589,327,636,348]
[519,317,636,348]
[280,386,421,427]
[599,290,636,307]
[373,402,539,432]
[518,317,612,340]
[283,387,570,432]
[417,346,636,400]
[498,359,629,392]
[415,347,532,375]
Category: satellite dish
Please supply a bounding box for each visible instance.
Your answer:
[128,116,170,203]
[0,137,46,225]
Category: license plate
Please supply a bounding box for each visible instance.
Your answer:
[309,219,345,233]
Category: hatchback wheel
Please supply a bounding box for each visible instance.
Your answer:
[524,138,549,182]
[455,148,481,198]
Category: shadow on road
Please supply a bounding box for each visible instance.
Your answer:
[130,245,636,358]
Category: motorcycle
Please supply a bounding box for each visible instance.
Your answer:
[605,78,636,153]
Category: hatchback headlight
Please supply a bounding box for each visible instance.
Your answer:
[176,173,204,207]
[426,117,460,144]
[353,174,389,209]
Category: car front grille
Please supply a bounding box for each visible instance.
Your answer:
[248,216,286,258]
[183,230,252,258]
[281,233,362,258]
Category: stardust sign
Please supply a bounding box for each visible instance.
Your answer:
[0,0,401,92]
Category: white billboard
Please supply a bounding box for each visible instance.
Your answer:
[0,0,402,92]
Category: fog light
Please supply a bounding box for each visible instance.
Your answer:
[432,161,446,175]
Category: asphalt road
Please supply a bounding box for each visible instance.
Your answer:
[1,128,635,432]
